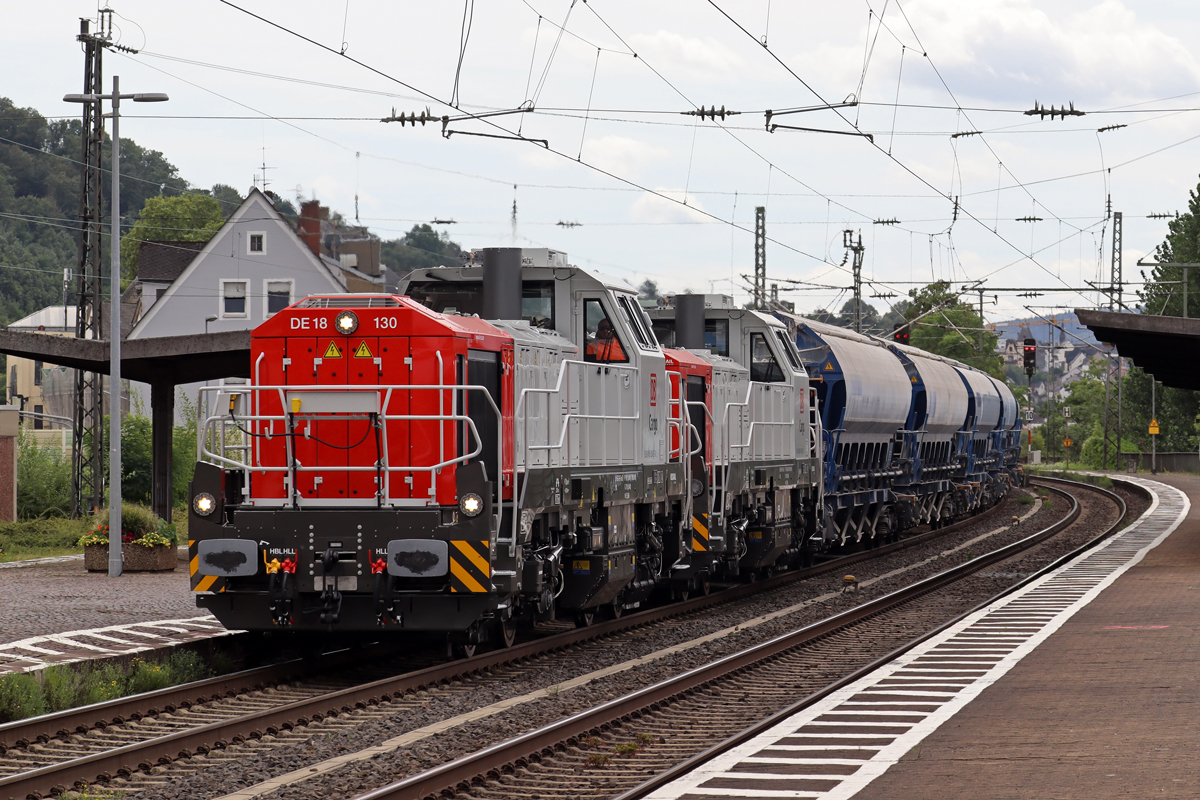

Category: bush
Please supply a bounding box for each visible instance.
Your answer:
[78,663,126,706]
[165,650,210,684]
[0,673,47,722]
[41,664,82,712]
[127,658,174,695]
[16,429,72,519]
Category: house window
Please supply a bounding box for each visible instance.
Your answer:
[33,405,43,430]
[220,279,249,319]
[265,279,293,317]
[34,360,43,387]
[247,232,266,254]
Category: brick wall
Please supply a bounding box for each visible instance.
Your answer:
[0,406,16,522]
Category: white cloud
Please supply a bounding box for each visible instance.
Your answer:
[582,135,670,179]
[898,0,1200,104]
[627,30,745,84]
[630,189,710,224]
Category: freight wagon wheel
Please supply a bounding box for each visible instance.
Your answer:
[493,616,517,649]
[607,600,624,620]
[696,575,711,596]
[574,610,596,628]
[672,584,690,603]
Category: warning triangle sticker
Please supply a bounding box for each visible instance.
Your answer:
[323,341,343,358]
[823,361,834,371]
[911,375,918,383]
[353,341,373,358]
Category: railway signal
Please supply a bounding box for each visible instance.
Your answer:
[1023,338,1037,376]
[893,323,909,345]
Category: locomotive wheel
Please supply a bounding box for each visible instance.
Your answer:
[493,616,517,649]
[574,610,595,628]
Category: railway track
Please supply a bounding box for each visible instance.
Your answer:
[0,491,1038,800]
[341,476,1128,800]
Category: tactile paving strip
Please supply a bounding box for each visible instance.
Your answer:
[647,475,1187,800]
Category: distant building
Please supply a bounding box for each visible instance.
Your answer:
[5,306,77,452]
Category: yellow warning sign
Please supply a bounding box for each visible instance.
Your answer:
[823,361,834,371]
[910,375,918,383]
[1149,419,1160,435]
[323,341,343,358]
[353,341,373,358]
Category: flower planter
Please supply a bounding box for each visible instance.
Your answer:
[84,543,176,572]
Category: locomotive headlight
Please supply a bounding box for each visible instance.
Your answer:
[193,492,217,517]
[334,310,359,335]
[459,492,484,517]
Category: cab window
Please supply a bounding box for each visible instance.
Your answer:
[584,299,628,363]
[617,294,655,350]
[749,332,785,382]
[774,330,801,371]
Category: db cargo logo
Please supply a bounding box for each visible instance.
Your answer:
[650,373,657,406]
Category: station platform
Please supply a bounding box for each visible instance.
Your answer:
[647,473,1195,800]
[0,546,234,675]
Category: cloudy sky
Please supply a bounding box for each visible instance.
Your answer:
[5,0,1200,328]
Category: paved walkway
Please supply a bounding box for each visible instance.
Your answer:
[648,474,1192,800]
[0,546,232,674]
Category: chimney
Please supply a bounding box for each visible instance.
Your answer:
[298,200,322,256]
[675,294,706,350]
[481,247,522,320]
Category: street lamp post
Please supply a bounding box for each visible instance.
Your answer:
[66,77,168,577]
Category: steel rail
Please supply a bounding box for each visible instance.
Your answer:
[0,493,1016,799]
[612,476,1132,800]
[350,483,1086,800]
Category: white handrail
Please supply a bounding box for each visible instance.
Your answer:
[197,381,503,512]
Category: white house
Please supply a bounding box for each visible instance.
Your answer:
[127,187,382,419]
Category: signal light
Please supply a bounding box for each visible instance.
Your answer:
[1023,338,1037,376]
[893,323,909,346]
[334,310,359,335]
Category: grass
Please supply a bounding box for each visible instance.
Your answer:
[1016,495,1035,506]
[0,517,87,563]
[0,650,216,723]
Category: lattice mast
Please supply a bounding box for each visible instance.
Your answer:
[72,15,111,516]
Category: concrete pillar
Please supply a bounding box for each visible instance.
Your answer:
[0,405,17,522]
[151,382,174,522]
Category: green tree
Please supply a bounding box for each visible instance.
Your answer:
[381,224,463,275]
[120,194,225,282]
[903,281,1004,378]
[209,183,244,213]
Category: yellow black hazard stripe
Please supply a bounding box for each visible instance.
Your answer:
[692,513,710,553]
[449,539,492,593]
[188,539,226,593]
